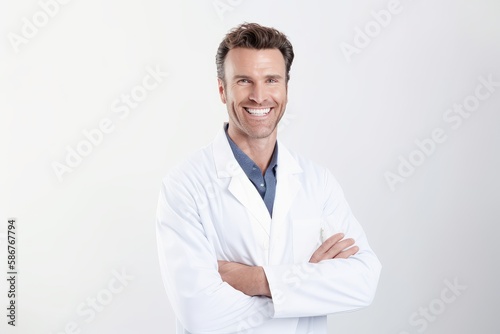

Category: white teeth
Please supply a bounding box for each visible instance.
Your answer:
[245,108,271,115]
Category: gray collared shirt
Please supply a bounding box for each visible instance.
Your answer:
[224,124,278,216]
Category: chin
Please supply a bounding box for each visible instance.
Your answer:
[248,127,277,139]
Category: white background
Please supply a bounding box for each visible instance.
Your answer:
[1,0,499,333]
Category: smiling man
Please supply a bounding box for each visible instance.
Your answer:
[156,23,381,334]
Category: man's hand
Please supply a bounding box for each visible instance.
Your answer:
[217,261,271,297]
[309,233,358,263]
[218,233,357,297]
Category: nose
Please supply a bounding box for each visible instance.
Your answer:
[248,82,267,104]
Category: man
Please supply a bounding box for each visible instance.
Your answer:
[156,23,381,334]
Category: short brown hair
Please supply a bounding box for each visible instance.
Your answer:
[216,22,294,84]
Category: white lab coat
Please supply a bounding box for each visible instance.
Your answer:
[156,125,381,334]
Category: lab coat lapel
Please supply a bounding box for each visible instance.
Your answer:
[272,141,303,224]
[268,141,303,264]
[227,176,271,236]
[213,127,271,236]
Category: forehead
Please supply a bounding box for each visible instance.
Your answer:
[224,48,286,76]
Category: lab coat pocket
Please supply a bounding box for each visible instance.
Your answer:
[292,218,323,262]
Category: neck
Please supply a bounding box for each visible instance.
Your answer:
[227,128,277,173]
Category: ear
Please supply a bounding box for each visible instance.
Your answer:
[217,78,227,104]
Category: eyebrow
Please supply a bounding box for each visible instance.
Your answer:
[232,74,284,81]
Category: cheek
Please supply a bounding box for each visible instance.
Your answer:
[230,89,247,105]
[272,89,287,104]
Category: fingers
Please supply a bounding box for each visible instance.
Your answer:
[317,233,345,254]
[309,233,358,263]
[334,245,359,259]
[324,237,355,259]
[310,233,344,263]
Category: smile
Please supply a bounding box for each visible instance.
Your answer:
[244,107,271,116]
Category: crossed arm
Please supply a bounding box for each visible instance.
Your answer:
[217,233,359,297]
[158,168,381,331]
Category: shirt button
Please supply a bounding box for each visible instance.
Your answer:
[260,183,265,187]
[252,167,256,170]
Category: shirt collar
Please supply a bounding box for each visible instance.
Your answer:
[224,123,278,175]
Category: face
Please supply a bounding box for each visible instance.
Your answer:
[218,48,288,143]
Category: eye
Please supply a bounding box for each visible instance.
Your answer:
[267,78,278,83]
[237,79,251,84]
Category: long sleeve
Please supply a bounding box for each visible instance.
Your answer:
[156,171,274,333]
[263,169,382,318]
